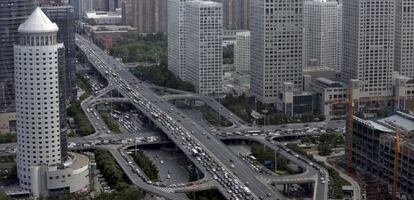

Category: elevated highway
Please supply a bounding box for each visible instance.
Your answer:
[77,35,283,200]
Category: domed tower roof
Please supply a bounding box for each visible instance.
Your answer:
[18,7,59,34]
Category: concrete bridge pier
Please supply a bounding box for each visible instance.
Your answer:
[171,99,178,105]
[187,99,196,107]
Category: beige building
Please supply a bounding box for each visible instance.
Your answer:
[309,77,414,117]
[0,112,16,134]
[122,0,167,33]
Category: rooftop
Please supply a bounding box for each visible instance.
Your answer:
[18,7,59,34]
[377,111,414,134]
[187,0,222,7]
[85,11,122,19]
[353,116,394,133]
[314,77,345,88]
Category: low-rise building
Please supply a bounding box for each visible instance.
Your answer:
[350,112,414,199]
[0,112,16,134]
[31,153,90,197]
[307,76,414,118]
[84,11,122,25]
[311,77,348,117]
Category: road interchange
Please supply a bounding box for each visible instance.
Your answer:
[27,34,346,200]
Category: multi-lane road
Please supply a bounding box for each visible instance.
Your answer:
[77,35,282,200]
[74,34,337,200]
[0,29,345,199]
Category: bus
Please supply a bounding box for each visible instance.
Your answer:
[248,155,257,161]
[247,130,263,134]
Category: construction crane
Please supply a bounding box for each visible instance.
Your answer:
[345,90,354,169]
[326,95,413,169]
[392,129,401,200]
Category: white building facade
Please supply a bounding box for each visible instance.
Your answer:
[342,0,395,98]
[250,0,304,104]
[15,8,63,190]
[167,0,191,80]
[394,0,414,78]
[235,31,250,73]
[303,0,338,71]
[185,1,223,95]
[14,8,89,196]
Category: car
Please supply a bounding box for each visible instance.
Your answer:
[160,160,164,164]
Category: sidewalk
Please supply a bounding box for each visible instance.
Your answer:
[314,155,362,200]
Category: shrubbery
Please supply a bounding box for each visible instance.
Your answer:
[94,149,128,190]
[131,65,195,92]
[200,106,232,127]
[132,150,159,181]
[67,97,94,136]
[251,142,290,172]
[109,32,167,64]
[99,112,121,133]
[0,133,16,144]
[221,94,325,125]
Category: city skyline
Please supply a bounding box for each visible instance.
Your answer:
[0,0,414,199]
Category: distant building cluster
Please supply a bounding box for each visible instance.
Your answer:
[165,0,414,119]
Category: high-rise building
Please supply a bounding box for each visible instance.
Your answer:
[342,0,395,98]
[211,0,250,30]
[14,8,89,196]
[303,0,338,71]
[123,0,167,33]
[337,3,342,71]
[185,1,223,95]
[250,0,304,104]
[0,0,36,114]
[40,3,76,161]
[235,31,250,73]
[71,0,93,19]
[15,6,64,189]
[108,0,121,11]
[68,0,79,19]
[395,0,414,78]
[41,4,77,102]
[167,0,191,80]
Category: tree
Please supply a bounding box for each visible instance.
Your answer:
[223,45,234,64]
[94,149,129,188]
[0,133,17,144]
[0,190,13,200]
[318,144,332,156]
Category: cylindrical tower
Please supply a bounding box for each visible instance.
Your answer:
[14,7,63,190]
